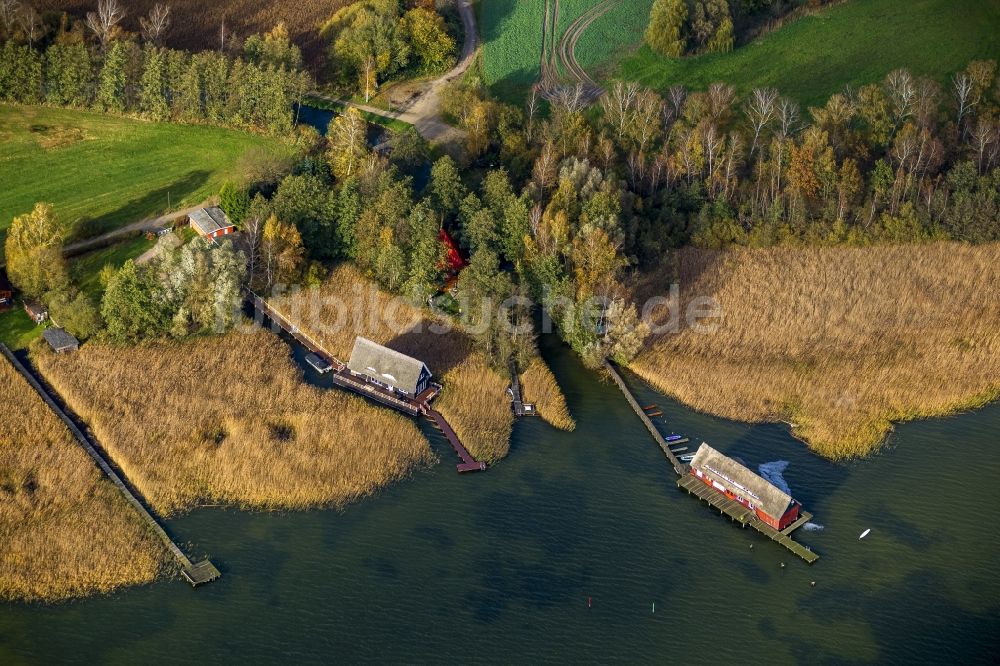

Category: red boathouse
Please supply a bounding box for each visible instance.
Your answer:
[688,443,801,530]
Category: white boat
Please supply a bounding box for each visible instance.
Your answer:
[859,528,871,540]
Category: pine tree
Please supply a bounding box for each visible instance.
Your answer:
[139,46,169,120]
[97,39,127,113]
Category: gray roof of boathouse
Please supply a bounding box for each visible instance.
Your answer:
[347,337,430,396]
[42,327,79,353]
[689,443,794,520]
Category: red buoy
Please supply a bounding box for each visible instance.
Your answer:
[587,597,592,608]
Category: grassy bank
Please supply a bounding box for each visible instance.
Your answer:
[0,104,290,243]
[0,353,166,602]
[617,0,1000,106]
[34,330,431,516]
[269,264,573,461]
[631,243,1000,457]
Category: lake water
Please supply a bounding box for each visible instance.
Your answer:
[2,330,998,664]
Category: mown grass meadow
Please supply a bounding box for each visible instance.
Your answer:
[0,105,289,243]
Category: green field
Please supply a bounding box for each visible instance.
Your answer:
[480,0,1000,106]
[0,105,290,244]
[617,0,1000,106]
[69,235,157,300]
[479,0,545,101]
[0,298,43,351]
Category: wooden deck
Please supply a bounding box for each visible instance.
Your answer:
[606,360,819,564]
[252,295,483,475]
[1,344,220,586]
[677,475,819,564]
[508,360,537,417]
[426,408,486,473]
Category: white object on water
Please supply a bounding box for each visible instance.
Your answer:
[652,602,655,614]
[859,528,871,540]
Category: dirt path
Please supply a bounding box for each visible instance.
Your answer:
[316,0,478,145]
[62,202,209,256]
[539,0,622,104]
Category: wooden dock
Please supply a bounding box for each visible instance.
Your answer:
[426,408,487,473]
[252,296,484,475]
[604,361,686,475]
[1,345,220,586]
[605,360,819,564]
[677,475,818,564]
[508,360,537,417]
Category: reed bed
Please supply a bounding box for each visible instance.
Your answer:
[34,330,431,516]
[0,355,166,602]
[269,263,575,461]
[520,359,576,431]
[631,242,1000,458]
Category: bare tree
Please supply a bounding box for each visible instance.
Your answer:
[601,80,639,139]
[777,97,800,139]
[140,3,171,46]
[952,72,974,136]
[553,83,586,114]
[743,87,778,156]
[633,90,663,152]
[86,0,126,51]
[0,0,20,38]
[707,82,735,123]
[885,68,915,129]
[667,85,687,120]
[525,88,539,143]
[18,3,40,46]
[971,117,997,175]
[219,17,227,51]
[242,213,263,290]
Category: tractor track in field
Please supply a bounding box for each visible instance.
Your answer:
[538,0,623,105]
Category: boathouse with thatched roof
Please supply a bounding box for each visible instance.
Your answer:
[346,337,431,399]
[688,443,801,530]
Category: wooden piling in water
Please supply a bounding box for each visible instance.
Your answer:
[1,345,220,586]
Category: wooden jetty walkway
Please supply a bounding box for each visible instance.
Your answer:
[508,360,537,417]
[426,408,487,473]
[604,361,686,475]
[251,294,485,473]
[605,360,819,564]
[1,345,219,586]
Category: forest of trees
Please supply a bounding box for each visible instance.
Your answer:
[0,1,309,133]
[262,58,998,368]
[321,0,457,101]
[3,2,998,375]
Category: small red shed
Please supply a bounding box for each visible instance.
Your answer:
[189,206,236,240]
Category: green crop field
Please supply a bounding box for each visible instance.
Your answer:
[0,105,290,245]
[617,0,1000,106]
[479,0,545,101]
[575,0,653,75]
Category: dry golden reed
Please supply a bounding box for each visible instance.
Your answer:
[520,359,575,431]
[270,264,572,461]
[631,242,1000,458]
[0,355,166,602]
[34,329,432,516]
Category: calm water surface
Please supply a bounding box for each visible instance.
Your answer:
[1,331,998,664]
